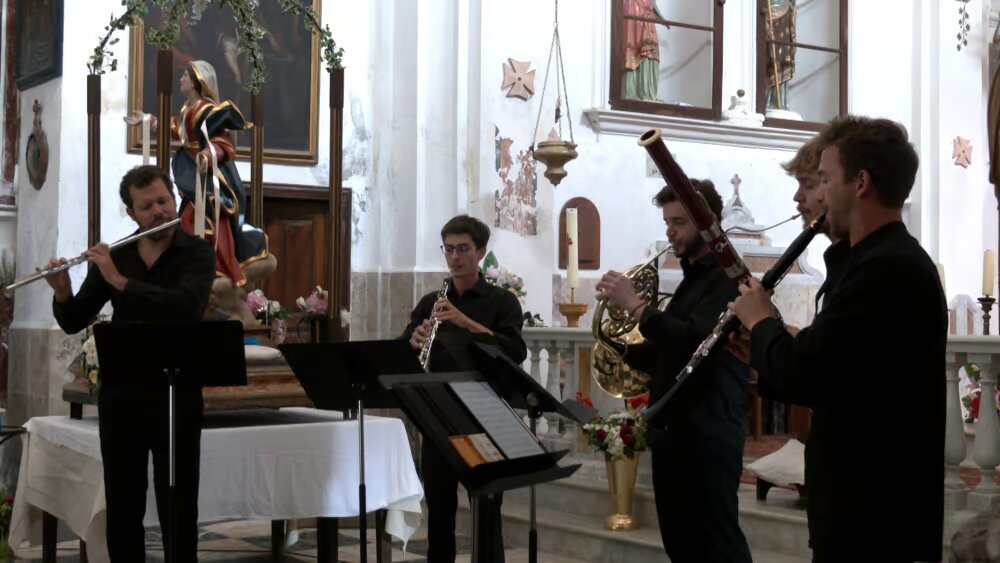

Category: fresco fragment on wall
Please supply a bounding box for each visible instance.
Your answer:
[493,126,538,236]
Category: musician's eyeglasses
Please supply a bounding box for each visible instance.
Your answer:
[440,244,474,255]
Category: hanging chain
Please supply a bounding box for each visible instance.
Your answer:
[531,0,574,149]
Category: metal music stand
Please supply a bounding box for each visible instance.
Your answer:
[279,340,422,563]
[469,342,595,563]
[379,369,580,563]
[93,320,246,563]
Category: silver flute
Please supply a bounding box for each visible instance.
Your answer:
[418,279,450,372]
[5,218,182,293]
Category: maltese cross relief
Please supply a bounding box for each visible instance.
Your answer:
[501,58,535,101]
[952,136,972,168]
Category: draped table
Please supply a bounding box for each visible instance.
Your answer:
[8,407,423,562]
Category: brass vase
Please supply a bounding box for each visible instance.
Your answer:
[604,452,641,531]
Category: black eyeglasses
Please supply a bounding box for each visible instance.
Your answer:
[440,244,474,255]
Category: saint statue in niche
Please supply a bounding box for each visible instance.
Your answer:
[622,0,664,102]
[765,0,797,111]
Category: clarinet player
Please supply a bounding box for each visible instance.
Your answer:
[400,214,527,563]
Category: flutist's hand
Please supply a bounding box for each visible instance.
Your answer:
[596,271,643,314]
[83,243,127,292]
[40,258,72,302]
[728,277,777,331]
[409,320,430,350]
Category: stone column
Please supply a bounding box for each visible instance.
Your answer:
[944,351,969,510]
[969,353,1000,511]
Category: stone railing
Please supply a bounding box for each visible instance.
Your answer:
[945,335,1000,512]
[522,327,595,439]
[523,327,1000,512]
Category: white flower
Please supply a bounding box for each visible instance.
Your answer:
[84,335,98,367]
[267,301,282,314]
[296,297,308,310]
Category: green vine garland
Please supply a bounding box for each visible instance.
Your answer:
[89,0,345,95]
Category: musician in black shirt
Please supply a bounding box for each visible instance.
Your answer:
[596,180,752,562]
[45,165,215,561]
[730,116,946,562]
[401,214,526,563]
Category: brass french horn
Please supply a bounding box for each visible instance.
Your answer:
[591,245,672,399]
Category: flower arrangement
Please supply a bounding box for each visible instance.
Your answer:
[961,363,1000,423]
[581,393,649,461]
[296,286,329,320]
[245,289,291,323]
[480,251,527,298]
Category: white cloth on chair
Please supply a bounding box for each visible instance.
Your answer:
[744,438,805,488]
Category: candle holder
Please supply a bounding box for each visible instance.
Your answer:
[559,288,589,328]
[979,296,996,335]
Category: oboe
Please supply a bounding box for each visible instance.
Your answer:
[644,212,827,423]
[418,279,450,372]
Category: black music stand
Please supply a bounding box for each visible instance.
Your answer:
[279,340,422,563]
[93,320,246,563]
[469,342,595,563]
[380,370,580,563]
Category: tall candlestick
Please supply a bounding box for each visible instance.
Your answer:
[142,114,151,165]
[936,263,947,298]
[984,250,995,297]
[566,208,579,291]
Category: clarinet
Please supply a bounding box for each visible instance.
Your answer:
[418,279,451,372]
[644,212,827,423]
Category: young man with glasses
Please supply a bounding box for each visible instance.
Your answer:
[400,214,527,562]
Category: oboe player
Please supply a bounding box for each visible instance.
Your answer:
[728,116,946,563]
[400,214,526,563]
[596,179,752,563]
[44,165,215,561]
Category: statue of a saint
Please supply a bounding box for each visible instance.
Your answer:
[125,61,269,288]
[765,0,797,111]
[622,0,664,101]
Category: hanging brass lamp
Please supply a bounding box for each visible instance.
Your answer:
[530,0,576,187]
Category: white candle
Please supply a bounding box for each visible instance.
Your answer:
[566,208,579,290]
[142,114,151,165]
[936,263,946,298]
[984,250,995,297]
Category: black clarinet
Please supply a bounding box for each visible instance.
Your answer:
[644,212,827,423]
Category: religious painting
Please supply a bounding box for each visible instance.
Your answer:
[127,0,321,164]
[14,0,63,91]
[493,126,538,236]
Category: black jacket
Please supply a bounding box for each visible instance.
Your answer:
[624,253,749,441]
[751,222,946,560]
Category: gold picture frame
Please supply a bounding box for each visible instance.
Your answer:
[126,1,321,165]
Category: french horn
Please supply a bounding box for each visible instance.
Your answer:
[591,214,801,399]
[591,245,672,399]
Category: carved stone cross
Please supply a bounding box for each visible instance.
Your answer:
[731,173,741,197]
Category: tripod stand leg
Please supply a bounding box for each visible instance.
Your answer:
[167,370,176,563]
[358,397,367,563]
[529,415,538,563]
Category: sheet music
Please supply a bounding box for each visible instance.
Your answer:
[449,381,545,460]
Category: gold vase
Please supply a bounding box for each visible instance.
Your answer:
[604,452,641,531]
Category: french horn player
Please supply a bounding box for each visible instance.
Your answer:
[594,179,754,562]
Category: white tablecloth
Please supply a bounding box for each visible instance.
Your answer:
[9,407,423,562]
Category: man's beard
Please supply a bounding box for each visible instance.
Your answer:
[676,234,705,260]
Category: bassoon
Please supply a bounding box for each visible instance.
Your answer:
[636,128,826,422]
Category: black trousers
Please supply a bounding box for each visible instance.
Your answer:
[98,385,204,562]
[649,427,752,563]
[421,439,505,563]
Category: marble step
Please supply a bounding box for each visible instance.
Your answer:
[456,485,812,563]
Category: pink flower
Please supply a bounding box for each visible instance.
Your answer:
[305,291,328,316]
[246,289,268,315]
[487,266,500,279]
